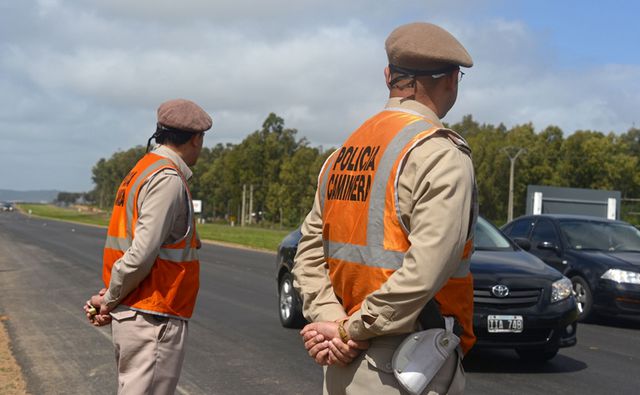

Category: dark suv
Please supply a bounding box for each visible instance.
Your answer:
[502,214,640,321]
[277,217,578,361]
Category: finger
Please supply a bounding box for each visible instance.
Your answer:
[348,339,370,350]
[308,340,330,358]
[302,330,319,342]
[300,323,317,335]
[315,348,330,365]
[328,339,352,364]
[304,334,325,351]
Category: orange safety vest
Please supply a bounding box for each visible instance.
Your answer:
[319,110,477,353]
[103,152,200,319]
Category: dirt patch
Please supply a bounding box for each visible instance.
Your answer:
[0,316,28,395]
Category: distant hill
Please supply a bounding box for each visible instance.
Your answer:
[0,189,60,203]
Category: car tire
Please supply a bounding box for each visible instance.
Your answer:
[278,272,305,328]
[516,347,559,362]
[571,275,593,322]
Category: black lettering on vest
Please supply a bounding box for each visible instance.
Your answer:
[346,147,360,171]
[121,170,137,188]
[114,189,126,207]
[340,147,354,171]
[358,146,372,171]
[333,147,346,171]
[356,175,366,201]
[365,146,380,171]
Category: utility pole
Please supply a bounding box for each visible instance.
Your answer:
[502,147,526,223]
[241,184,246,227]
[249,184,254,225]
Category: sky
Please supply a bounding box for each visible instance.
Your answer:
[1,0,639,192]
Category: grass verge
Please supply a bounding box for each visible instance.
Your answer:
[0,318,28,395]
[17,204,292,251]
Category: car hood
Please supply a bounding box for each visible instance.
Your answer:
[567,250,640,269]
[470,249,562,282]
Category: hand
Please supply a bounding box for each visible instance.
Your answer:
[84,288,112,326]
[300,321,369,366]
[327,338,370,366]
[300,325,329,365]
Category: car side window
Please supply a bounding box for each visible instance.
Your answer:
[506,219,533,238]
[531,219,560,248]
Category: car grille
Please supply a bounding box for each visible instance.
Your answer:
[474,288,542,307]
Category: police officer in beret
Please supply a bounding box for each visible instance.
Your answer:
[294,22,478,394]
[84,98,212,394]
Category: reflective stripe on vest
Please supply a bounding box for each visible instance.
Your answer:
[319,110,476,353]
[102,152,199,319]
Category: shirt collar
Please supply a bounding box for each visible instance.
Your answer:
[152,145,193,180]
[384,98,444,128]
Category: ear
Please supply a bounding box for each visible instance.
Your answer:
[190,133,201,147]
[384,66,392,89]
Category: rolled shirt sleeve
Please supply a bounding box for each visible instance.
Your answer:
[347,138,475,340]
[103,170,185,308]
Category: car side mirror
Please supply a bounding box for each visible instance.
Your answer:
[512,237,531,251]
[538,241,560,254]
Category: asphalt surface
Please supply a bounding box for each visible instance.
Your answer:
[0,210,639,395]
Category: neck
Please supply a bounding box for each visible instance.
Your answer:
[161,144,193,166]
[389,91,441,118]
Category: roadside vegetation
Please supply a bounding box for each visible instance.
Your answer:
[18,203,291,251]
[56,113,640,227]
[0,319,28,395]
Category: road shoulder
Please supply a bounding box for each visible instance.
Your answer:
[0,317,28,395]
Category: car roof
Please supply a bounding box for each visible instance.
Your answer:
[512,214,629,225]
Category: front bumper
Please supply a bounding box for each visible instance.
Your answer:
[473,297,578,350]
[594,280,640,316]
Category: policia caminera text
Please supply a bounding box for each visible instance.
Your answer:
[326,145,380,202]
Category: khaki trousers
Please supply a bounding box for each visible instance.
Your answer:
[323,335,465,395]
[111,310,188,395]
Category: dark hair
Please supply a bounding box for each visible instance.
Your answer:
[146,124,197,152]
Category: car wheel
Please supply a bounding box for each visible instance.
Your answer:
[278,272,305,328]
[516,347,559,362]
[571,275,593,321]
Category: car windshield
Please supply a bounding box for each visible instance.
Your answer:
[474,217,513,250]
[559,220,640,252]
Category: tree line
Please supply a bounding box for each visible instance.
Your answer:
[84,112,640,227]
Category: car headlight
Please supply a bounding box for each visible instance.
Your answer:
[551,277,573,303]
[601,269,640,285]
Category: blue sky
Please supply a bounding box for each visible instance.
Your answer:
[498,1,640,66]
[1,0,639,192]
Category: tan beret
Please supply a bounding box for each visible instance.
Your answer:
[386,22,473,72]
[157,98,212,133]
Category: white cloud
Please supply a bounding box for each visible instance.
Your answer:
[0,1,639,191]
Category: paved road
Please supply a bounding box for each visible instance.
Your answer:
[0,211,639,394]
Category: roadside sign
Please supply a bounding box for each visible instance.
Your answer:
[192,200,202,214]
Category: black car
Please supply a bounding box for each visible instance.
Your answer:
[276,217,578,361]
[502,214,640,321]
[1,202,14,212]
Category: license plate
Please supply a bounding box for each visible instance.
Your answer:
[488,315,523,333]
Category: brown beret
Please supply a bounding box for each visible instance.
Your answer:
[385,22,473,72]
[157,98,212,133]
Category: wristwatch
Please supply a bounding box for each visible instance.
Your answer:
[337,320,350,343]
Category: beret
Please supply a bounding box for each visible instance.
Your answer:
[157,99,212,133]
[385,22,473,72]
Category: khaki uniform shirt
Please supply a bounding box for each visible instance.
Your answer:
[104,145,194,311]
[293,98,475,340]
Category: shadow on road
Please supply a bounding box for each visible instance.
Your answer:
[589,315,640,330]
[463,348,587,374]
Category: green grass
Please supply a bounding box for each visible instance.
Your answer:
[196,223,292,251]
[18,204,110,227]
[16,204,292,251]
